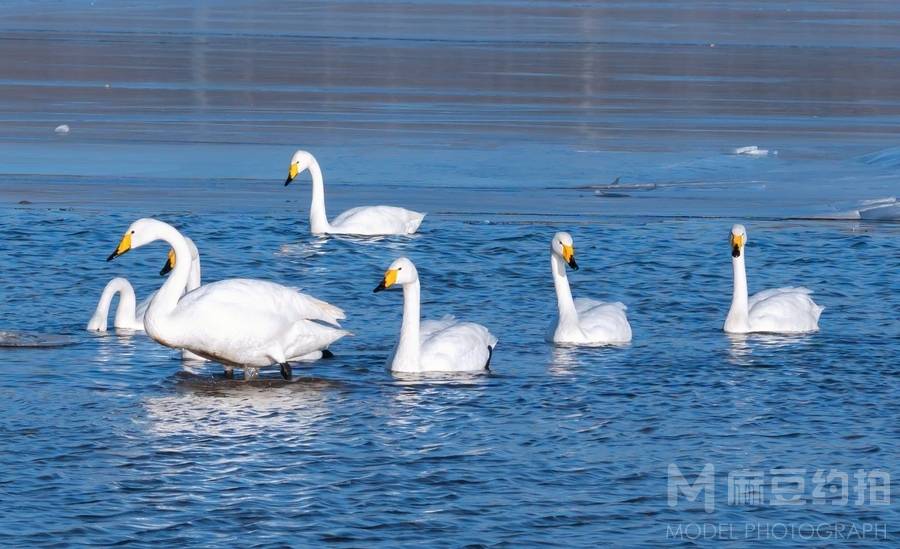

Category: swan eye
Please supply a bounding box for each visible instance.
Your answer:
[131,230,135,234]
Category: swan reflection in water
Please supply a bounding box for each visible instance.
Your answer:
[548,346,583,376]
[143,371,340,437]
[726,332,817,367]
[547,344,629,376]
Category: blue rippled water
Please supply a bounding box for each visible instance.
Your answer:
[1,207,898,545]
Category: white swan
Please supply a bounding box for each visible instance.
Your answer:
[724,224,823,334]
[87,237,202,332]
[548,232,632,345]
[373,257,496,373]
[284,150,425,235]
[107,219,348,379]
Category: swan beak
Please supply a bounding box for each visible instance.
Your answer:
[374,269,398,293]
[107,232,132,261]
[160,249,176,275]
[730,234,745,258]
[562,244,578,270]
[284,162,299,186]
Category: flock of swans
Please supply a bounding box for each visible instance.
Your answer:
[88,150,824,380]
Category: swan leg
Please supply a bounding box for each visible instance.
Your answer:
[224,367,234,380]
[321,349,334,359]
[280,362,293,380]
[485,345,494,371]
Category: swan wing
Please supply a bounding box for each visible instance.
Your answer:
[573,297,632,343]
[166,280,348,366]
[178,279,344,326]
[419,315,497,372]
[330,205,425,235]
[748,287,823,333]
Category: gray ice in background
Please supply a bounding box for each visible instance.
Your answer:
[0,0,898,219]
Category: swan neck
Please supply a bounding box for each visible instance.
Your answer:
[726,254,750,330]
[90,278,136,330]
[308,159,331,234]
[187,256,201,292]
[146,225,193,328]
[552,255,578,321]
[394,280,421,370]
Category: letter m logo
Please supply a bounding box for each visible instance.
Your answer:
[668,463,715,512]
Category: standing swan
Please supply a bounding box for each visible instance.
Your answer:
[724,224,823,334]
[373,257,496,373]
[284,150,425,235]
[548,232,632,345]
[87,237,202,332]
[107,219,348,380]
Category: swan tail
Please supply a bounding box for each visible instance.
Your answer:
[406,212,426,234]
[307,295,346,324]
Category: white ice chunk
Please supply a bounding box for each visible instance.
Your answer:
[733,145,774,156]
[859,198,900,220]
[54,124,70,134]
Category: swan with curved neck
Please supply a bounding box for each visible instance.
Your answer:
[87,237,201,332]
[284,150,425,235]
[107,219,348,379]
[548,232,632,345]
[373,257,496,373]
[724,224,823,334]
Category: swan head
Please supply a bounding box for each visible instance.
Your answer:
[160,237,198,275]
[551,232,578,270]
[107,218,164,261]
[373,257,418,292]
[730,224,747,258]
[284,149,316,186]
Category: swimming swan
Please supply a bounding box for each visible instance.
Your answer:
[284,150,425,235]
[373,257,496,373]
[724,224,823,334]
[548,232,632,345]
[87,237,202,332]
[107,219,348,379]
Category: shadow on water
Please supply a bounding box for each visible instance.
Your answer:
[0,330,76,348]
[167,369,345,393]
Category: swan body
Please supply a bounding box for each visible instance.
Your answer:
[724,224,823,334]
[87,237,202,333]
[107,219,347,379]
[284,150,425,235]
[374,258,496,373]
[548,232,632,345]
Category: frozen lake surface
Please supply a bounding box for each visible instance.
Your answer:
[0,1,898,545]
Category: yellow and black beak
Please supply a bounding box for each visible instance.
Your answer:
[284,162,299,186]
[562,244,578,270]
[107,232,132,261]
[730,233,745,258]
[160,249,176,275]
[373,269,398,293]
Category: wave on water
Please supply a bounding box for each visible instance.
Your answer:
[859,146,900,169]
